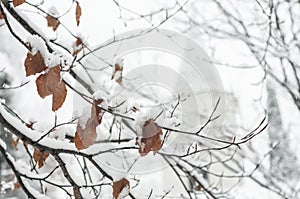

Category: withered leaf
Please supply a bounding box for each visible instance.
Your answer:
[14,182,21,190]
[0,11,3,19]
[112,63,123,84]
[24,51,47,76]
[23,141,28,148]
[75,37,83,46]
[195,184,202,191]
[46,15,60,31]
[36,65,67,111]
[13,0,25,7]
[26,121,35,130]
[113,178,130,199]
[11,138,19,150]
[136,119,163,156]
[131,106,139,113]
[33,148,49,168]
[73,188,81,199]
[72,38,83,56]
[75,1,82,26]
[74,132,86,150]
[74,100,104,150]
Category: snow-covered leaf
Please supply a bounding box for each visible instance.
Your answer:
[24,51,47,76]
[13,0,25,7]
[74,99,104,150]
[113,178,130,199]
[46,15,60,31]
[72,37,83,56]
[11,137,19,150]
[33,148,49,168]
[112,63,123,84]
[136,119,163,156]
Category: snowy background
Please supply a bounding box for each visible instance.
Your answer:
[0,0,300,199]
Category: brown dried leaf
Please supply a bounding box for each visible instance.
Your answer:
[33,148,49,168]
[14,182,21,190]
[75,37,83,46]
[0,11,3,19]
[74,121,97,150]
[94,99,104,123]
[136,119,163,156]
[72,38,83,56]
[13,0,25,7]
[131,106,139,112]
[113,178,130,199]
[46,15,60,31]
[26,121,35,130]
[11,138,19,150]
[75,1,82,26]
[195,184,202,191]
[36,65,67,111]
[112,63,123,84]
[74,100,104,150]
[73,188,80,199]
[72,48,82,57]
[24,51,47,76]
[74,131,85,150]
[23,141,28,148]
[52,83,67,111]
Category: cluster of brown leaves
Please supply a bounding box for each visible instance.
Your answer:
[136,119,163,156]
[74,99,104,150]
[113,178,130,199]
[24,51,67,111]
[33,148,50,168]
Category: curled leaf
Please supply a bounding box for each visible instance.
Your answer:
[113,178,130,199]
[75,1,82,26]
[75,100,104,150]
[36,65,67,111]
[46,15,60,31]
[136,119,163,156]
[24,51,47,76]
[33,148,49,168]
